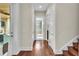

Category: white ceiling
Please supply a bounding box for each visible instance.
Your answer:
[32,3,49,11]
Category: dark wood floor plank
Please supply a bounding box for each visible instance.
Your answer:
[63,50,71,56]
[68,47,78,56]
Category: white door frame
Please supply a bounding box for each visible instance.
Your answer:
[9,3,20,55]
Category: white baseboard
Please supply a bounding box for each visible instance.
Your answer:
[12,49,21,55]
[15,49,21,55]
[55,34,79,54]
[12,40,34,55]
[20,47,32,51]
[11,47,32,55]
[20,40,33,51]
[3,52,8,56]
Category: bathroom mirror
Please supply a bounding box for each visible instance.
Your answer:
[0,12,10,35]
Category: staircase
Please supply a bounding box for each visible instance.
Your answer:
[56,39,79,56]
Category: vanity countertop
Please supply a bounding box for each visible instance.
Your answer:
[0,35,11,48]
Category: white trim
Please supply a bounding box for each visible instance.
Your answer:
[11,49,21,55]
[20,47,32,51]
[55,34,79,54]
[3,52,8,56]
[12,47,33,55]
[11,46,33,55]
[20,39,34,51]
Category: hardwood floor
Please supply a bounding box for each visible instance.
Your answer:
[16,40,54,56]
[13,39,79,56]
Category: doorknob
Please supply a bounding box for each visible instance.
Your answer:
[10,32,13,37]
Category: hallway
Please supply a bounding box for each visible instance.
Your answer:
[16,40,54,56]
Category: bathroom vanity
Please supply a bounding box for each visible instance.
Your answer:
[0,10,11,55]
[0,35,11,55]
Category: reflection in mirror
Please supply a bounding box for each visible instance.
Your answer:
[0,4,10,35]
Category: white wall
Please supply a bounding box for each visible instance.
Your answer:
[10,4,33,55]
[46,4,56,52]
[20,4,33,50]
[55,3,79,53]
[10,4,21,55]
[9,3,79,55]
[32,6,35,40]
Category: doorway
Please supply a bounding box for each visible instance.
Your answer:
[35,17,44,40]
[34,11,46,40]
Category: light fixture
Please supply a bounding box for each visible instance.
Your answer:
[39,5,42,8]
